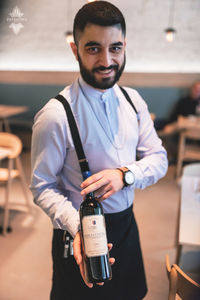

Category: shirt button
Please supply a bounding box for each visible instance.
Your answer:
[101,94,107,102]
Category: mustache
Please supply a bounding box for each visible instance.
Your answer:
[93,65,118,73]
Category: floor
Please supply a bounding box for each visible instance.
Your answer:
[0,149,200,300]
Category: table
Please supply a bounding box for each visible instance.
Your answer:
[176,163,200,264]
[158,116,200,137]
[177,115,200,131]
[0,105,28,131]
[179,175,200,246]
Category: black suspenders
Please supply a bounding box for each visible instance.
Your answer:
[54,94,89,175]
[119,86,138,114]
[54,86,138,175]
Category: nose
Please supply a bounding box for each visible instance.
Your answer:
[99,49,112,67]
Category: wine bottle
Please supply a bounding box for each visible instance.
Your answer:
[79,171,112,284]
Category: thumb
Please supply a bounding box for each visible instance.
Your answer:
[73,231,82,265]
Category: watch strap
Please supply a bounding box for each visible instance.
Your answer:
[116,167,129,187]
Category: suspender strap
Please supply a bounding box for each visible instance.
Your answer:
[54,87,137,175]
[54,94,90,174]
[119,86,138,115]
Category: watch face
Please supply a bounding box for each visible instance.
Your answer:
[124,171,135,185]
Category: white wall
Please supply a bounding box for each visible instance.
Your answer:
[0,0,200,73]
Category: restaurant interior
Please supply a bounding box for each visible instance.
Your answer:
[0,0,200,299]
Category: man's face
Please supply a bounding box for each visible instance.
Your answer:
[71,24,126,91]
[191,82,200,100]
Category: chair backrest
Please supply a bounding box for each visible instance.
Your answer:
[0,132,22,159]
[165,255,200,300]
[183,128,200,140]
[177,115,200,143]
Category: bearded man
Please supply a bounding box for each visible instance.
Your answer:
[30,2,168,299]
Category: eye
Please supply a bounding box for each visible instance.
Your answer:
[86,47,100,54]
[110,46,122,53]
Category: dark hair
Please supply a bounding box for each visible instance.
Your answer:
[73,1,126,45]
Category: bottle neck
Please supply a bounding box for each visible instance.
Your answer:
[86,191,95,199]
[82,170,92,181]
[82,170,95,199]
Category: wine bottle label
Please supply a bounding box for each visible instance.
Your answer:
[82,215,108,257]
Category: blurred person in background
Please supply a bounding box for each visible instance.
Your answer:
[159,80,200,164]
[164,80,200,134]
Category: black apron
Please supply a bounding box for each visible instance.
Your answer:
[50,205,147,300]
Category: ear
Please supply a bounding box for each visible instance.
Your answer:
[70,42,78,61]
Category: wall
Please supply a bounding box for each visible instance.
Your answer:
[0,82,189,129]
[0,0,200,73]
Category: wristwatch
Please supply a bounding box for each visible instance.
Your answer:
[117,167,135,187]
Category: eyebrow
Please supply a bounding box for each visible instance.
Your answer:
[111,42,124,47]
[84,41,101,47]
[84,41,124,47]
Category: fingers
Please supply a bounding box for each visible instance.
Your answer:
[108,243,113,251]
[78,255,105,288]
[81,173,103,189]
[74,232,94,288]
[97,282,104,286]
[80,169,124,199]
[81,179,114,200]
[79,261,93,288]
[95,183,112,197]
[109,257,115,265]
[73,232,82,265]
[97,189,113,201]
[74,238,115,288]
[81,176,109,196]
[107,243,115,265]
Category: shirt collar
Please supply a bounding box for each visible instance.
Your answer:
[78,76,115,103]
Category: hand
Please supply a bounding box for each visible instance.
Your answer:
[73,231,115,288]
[80,169,124,201]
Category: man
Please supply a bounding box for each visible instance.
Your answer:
[164,80,200,133]
[30,1,168,300]
[161,80,200,164]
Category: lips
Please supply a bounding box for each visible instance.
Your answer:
[96,69,114,76]
[93,65,118,74]
[98,69,112,74]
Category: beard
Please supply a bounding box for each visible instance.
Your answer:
[77,52,126,90]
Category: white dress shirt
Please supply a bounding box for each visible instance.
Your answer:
[30,76,168,237]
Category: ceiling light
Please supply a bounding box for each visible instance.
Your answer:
[165,0,177,42]
[165,28,176,43]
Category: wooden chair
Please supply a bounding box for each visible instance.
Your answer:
[176,128,200,179]
[0,132,31,235]
[165,254,200,300]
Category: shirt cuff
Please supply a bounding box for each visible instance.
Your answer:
[61,208,80,238]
